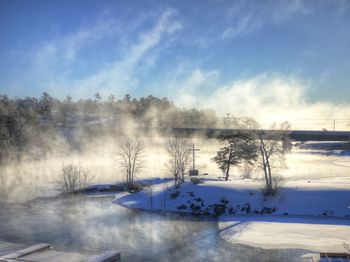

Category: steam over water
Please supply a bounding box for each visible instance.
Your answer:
[1,138,348,260]
[0,137,221,203]
[0,196,309,261]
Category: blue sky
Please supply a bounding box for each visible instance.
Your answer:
[0,0,349,112]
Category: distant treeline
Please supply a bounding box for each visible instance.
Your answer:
[1,92,222,126]
[0,92,236,162]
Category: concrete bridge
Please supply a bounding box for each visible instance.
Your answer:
[164,128,350,141]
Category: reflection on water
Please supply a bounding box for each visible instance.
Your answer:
[0,196,311,261]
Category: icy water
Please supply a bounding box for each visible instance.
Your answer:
[0,195,311,261]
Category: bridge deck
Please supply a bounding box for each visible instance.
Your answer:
[166,128,350,141]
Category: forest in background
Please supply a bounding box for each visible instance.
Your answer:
[0,92,238,163]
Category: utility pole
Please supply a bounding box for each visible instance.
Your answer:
[188,144,200,170]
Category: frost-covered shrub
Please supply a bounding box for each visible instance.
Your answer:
[262,173,285,196]
[126,182,143,193]
[240,160,256,179]
[55,164,89,195]
[190,177,203,185]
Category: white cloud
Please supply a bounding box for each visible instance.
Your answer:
[162,67,220,108]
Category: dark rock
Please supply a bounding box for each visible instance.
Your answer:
[190,203,201,213]
[213,204,226,217]
[170,191,180,199]
[260,207,276,214]
[177,204,187,210]
[241,203,251,213]
[322,209,334,216]
[187,192,195,197]
[220,197,229,204]
[203,211,211,216]
[228,207,235,214]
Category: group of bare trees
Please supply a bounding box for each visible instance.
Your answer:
[55,121,290,197]
[55,139,146,195]
[117,137,193,189]
[212,120,290,196]
[116,120,290,196]
[117,137,192,189]
[55,164,89,194]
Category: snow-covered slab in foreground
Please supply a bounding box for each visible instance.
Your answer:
[219,215,350,253]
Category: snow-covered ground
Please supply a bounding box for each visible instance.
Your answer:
[115,179,350,217]
[114,148,350,253]
[219,215,350,252]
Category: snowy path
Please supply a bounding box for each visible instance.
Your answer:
[219,215,350,252]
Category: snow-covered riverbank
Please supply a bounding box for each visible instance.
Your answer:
[114,177,350,253]
[114,150,350,253]
[115,178,350,217]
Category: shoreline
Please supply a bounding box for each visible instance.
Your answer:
[113,177,350,253]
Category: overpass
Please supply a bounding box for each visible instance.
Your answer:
[165,128,350,141]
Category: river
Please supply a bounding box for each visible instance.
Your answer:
[0,195,311,261]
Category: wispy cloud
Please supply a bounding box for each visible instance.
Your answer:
[34,15,121,69]
[69,8,182,97]
[221,0,350,40]
[124,8,182,66]
[222,0,309,39]
[22,8,182,98]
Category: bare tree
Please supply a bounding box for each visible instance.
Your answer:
[165,137,191,187]
[118,139,145,186]
[55,164,89,195]
[257,122,290,196]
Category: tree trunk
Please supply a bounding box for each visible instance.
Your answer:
[266,158,272,194]
[225,149,233,181]
[259,138,269,190]
[225,164,230,181]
